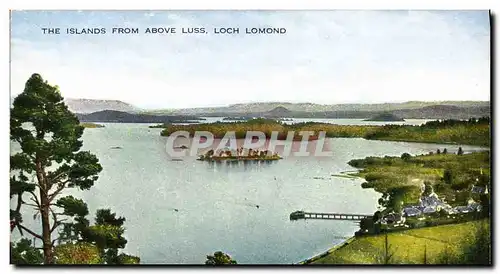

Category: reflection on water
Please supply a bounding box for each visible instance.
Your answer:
[207,159,279,171]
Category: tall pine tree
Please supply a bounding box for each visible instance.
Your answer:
[10,73,138,264]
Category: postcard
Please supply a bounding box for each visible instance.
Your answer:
[9,10,491,265]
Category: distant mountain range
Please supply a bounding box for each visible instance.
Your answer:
[64,98,139,114]
[9,97,491,120]
[10,97,139,114]
[162,103,490,120]
[160,101,490,116]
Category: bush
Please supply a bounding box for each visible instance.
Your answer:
[364,173,386,182]
[401,153,411,161]
[361,182,376,188]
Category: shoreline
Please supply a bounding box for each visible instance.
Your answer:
[298,150,490,265]
[296,165,371,265]
[296,236,357,265]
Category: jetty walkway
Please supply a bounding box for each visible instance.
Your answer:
[289,211,371,221]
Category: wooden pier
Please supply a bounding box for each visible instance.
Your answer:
[290,211,371,221]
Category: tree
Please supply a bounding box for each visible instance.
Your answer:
[477,173,490,187]
[10,74,104,264]
[57,208,140,264]
[373,211,383,224]
[375,232,396,264]
[457,147,464,155]
[10,239,44,265]
[400,153,411,162]
[443,168,454,185]
[437,222,491,265]
[11,74,139,265]
[461,223,491,265]
[205,251,237,265]
[479,194,490,218]
[422,181,433,196]
[359,218,374,232]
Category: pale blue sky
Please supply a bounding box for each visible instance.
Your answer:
[11,10,490,109]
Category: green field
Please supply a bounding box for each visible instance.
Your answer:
[80,122,105,128]
[311,219,489,264]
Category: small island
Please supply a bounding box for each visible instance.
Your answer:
[222,117,252,121]
[80,122,105,128]
[364,113,405,122]
[149,120,203,128]
[197,148,282,162]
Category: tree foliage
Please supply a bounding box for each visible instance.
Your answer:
[54,243,103,264]
[57,208,139,264]
[437,222,491,265]
[10,73,103,264]
[400,153,411,162]
[205,251,237,265]
[443,168,454,185]
[10,238,44,265]
[10,73,138,265]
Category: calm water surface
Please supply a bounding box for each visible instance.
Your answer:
[11,122,487,264]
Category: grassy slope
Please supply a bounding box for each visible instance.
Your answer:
[80,122,104,128]
[312,219,489,264]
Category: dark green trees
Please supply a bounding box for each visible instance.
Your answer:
[10,239,44,264]
[10,73,138,264]
[443,168,454,185]
[422,182,433,196]
[400,153,411,162]
[437,222,491,265]
[205,251,237,265]
[57,208,140,264]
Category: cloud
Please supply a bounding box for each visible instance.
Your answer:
[10,10,490,109]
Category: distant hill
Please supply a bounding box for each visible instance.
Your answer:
[162,101,490,116]
[263,106,293,117]
[10,95,490,121]
[64,98,139,114]
[392,105,490,119]
[76,110,204,123]
[163,103,490,120]
[10,96,141,114]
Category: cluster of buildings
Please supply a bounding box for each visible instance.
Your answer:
[380,184,487,227]
[403,192,483,218]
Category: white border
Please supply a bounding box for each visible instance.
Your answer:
[2,1,498,274]
[2,0,500,10]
